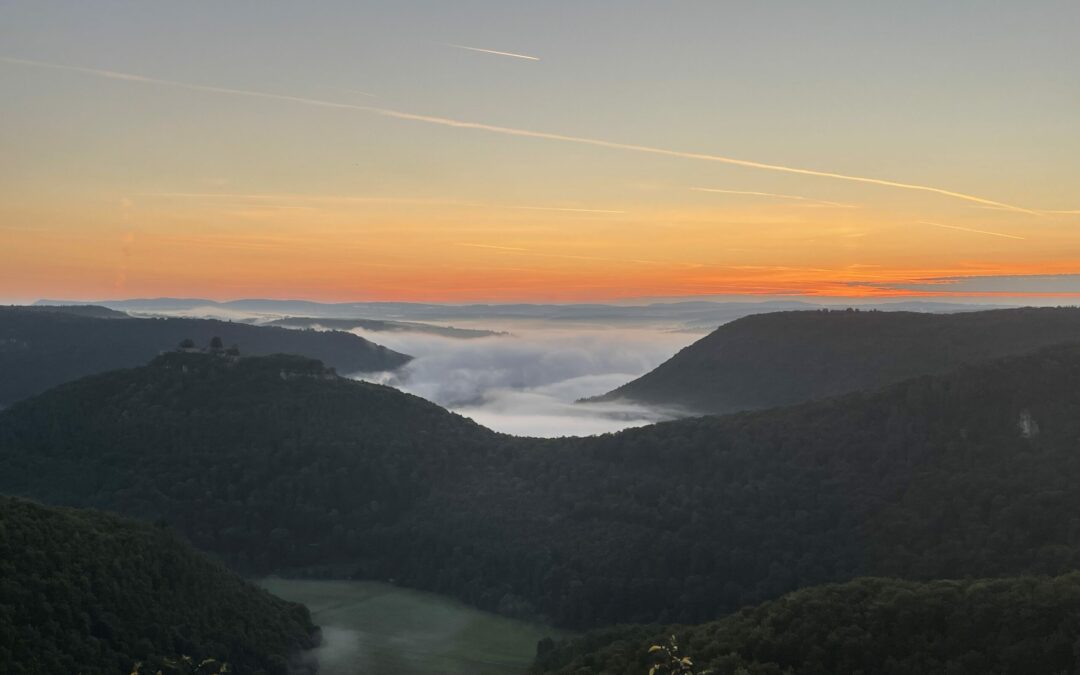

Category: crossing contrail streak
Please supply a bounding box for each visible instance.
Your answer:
[919,221,1026,240]
[691,187,857,208]
[446,44,540,61]
[0,55,1038,214]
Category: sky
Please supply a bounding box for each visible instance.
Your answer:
[2,1,1079,303]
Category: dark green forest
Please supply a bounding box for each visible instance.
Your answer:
[591,307,1080,413]
[533,574,1080,675]
[0,496,317,675]
[5,346,1080,630]
[0,307,410,406]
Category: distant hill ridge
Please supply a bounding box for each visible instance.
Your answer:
[8,304,130,319]
[35,296,1011,327]
[589,306,1080,414]
[0,306,411,406]
[0,496,318,674]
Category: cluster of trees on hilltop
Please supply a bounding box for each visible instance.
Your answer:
[0,307,410,406]
[532,574,1080,674]
[590,307,1080,414]
[0,496,318,675]
[5,347,1080,629]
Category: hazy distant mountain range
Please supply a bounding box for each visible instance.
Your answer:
[34,297,1019,330]
[266,316,504,339]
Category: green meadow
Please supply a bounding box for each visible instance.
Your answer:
[259,579,568,674]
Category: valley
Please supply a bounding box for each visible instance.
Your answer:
[261,579,565,675]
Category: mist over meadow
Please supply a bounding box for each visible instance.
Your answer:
[350,324,699,437]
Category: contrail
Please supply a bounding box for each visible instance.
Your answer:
[446,44,540,61]
[1,55,1037,214]
[691,187,857,208]
[971,205,1077,215]
[919,221,1026,240]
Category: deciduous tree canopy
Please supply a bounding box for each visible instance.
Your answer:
[532,574,1080,675]
[0,496,318,675]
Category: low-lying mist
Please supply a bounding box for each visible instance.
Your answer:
[349,325,698,437]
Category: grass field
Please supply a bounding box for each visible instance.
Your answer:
[259,578,568,674]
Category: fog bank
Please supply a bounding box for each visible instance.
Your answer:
[351,326,697,437]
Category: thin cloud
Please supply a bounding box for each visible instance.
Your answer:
[691,187,857,208]
[969,205,1076,215]
[340,87,377,98]
[505,205,626,214]
[457,243,532,252]
[918,221,1026,240]
[853,273,1080,296]
[0,55,1038,214]
[446,44,540,61]
[136,191,623,214]
[457,242,703,268]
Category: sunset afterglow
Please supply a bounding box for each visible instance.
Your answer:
[2,2,1077,302]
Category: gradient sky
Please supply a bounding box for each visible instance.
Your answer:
[2,1,1078,302]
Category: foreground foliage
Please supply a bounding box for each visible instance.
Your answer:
[0,496,317,675]
[6,345,1080,629]
[532,574,1080,674]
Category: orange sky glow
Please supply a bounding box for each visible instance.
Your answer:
[2,3,1078,303]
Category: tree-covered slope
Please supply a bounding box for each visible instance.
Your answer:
[533,574,1080,675]
[0,496,317,675]
[6,347,1080,630]
[0,352,497,574]
[0,307,411,406]
[383,343,1080,627]
[589,307,1080,414]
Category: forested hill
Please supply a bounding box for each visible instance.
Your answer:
[588,306,1080,414]
[0,306,411,406]
[0,496,317,675]
[7,347,1080,630]
[0,351,498,571]
[533,574,1080,675]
